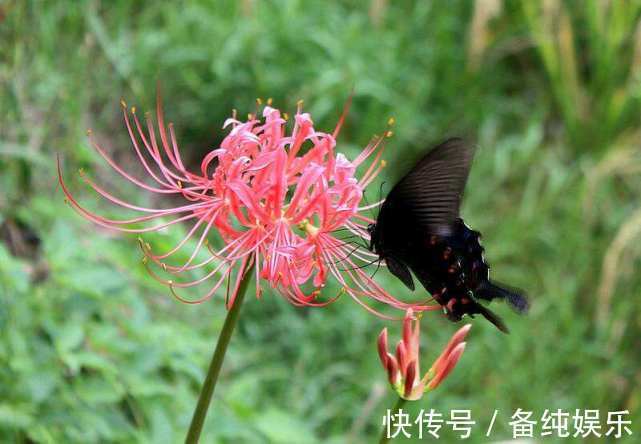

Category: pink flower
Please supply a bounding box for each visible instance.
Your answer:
[377,309,471,400]
[58,93,438,315]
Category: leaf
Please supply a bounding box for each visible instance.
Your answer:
[254,409,319,444]
[55,323,84,353]
[0,403,34,428]
[73,377,124,404]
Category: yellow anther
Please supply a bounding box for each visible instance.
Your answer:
[385,130,393,138]
[177,180,183,189]
[387,117,396,126]
[297,99,304,107]
[283,112,289,121]
[297,218,310,230]
[299,219,319,237]
[141,256,148,264]
[145,242,151,251]
[168,279,174,286]
[120,99,127,108]
[256,98,263,105]
[161,263,167,271]
[381,159,387,168]
[131,106,136,114]
[247,113,254,120]
[86,129,93,136]
[267,97,273,106]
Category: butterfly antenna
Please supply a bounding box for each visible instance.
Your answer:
[361,189,372,212]
[378,181,386,203]
[332,231,371,250]
[370,259,383,279]
[333,254,381,271]
[326,243,364,267]
[336,236,369,251]
[374,180,387,220]
[322,239,365,258]
[332,228,371,247]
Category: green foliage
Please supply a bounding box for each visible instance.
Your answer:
[520,0,641,153]
[1,0,640,442]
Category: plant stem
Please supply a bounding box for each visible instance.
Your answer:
[378,396,407,444]
[185,263,254,443]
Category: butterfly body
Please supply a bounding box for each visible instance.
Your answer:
[368,138,527,332]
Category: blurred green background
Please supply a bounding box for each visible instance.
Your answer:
[1,0,640,442]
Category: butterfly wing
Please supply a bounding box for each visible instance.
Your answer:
[476,280,530,314]
[385,256,415,291]
[474,302,509,333]
[384,137,476,236]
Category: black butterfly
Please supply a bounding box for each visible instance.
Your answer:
[367,138,528,333]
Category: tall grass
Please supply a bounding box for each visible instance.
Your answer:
[1,1,639,442]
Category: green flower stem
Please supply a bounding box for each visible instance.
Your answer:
[378,396,408,444]
[185,262,255,443]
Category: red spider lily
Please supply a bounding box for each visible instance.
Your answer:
[377,309,470,400]
[58,93,438,315]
